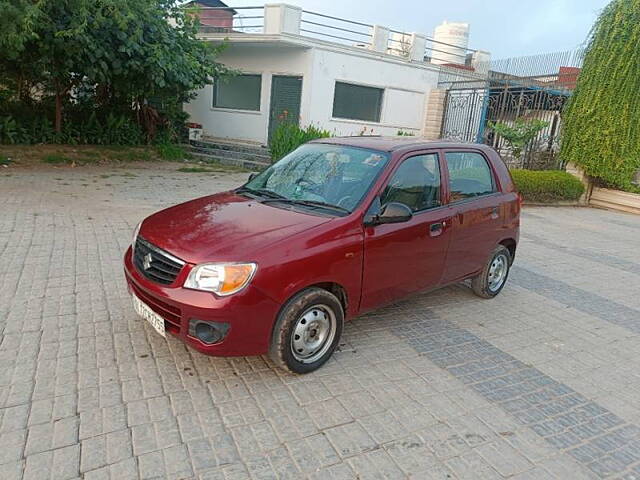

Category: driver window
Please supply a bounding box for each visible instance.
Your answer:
[381,154,441,212]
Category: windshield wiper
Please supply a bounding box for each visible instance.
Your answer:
[262,198,350,215]
[255,188,287,199]
[236,187,287,199]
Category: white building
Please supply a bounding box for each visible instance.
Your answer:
[185,3,486,146]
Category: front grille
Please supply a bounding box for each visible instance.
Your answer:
[134,237,185,286]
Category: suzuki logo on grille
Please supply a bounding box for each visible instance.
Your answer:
[143,253,153,271]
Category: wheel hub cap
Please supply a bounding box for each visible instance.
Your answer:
[291,305,337,364]
[488,253,508,292]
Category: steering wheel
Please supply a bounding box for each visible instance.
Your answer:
[296,179,323,195]
[337,195,353,209]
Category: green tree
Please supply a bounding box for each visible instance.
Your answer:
[0,0,39,56]
[560,0,640,191]
[0,0,231,138]
[488,118,549,161]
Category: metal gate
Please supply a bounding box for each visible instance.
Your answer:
[441,84,569,169]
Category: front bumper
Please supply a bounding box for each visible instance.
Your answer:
[123,246,280,356]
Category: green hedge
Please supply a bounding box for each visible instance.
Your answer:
[510,170,585,203]
[559,0,640,192]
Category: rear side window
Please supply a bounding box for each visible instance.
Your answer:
[381,154,441,212]
[445,151,495,202]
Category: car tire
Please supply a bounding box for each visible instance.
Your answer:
[471,245,512,299]
[269,287,344,374]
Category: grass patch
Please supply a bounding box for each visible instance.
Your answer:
[177,167,217,173]
[42,154,72,165]
[0,155,11,166]
[76,157,100,165]
[157,143,189,161]
[1,144,192,166]
[178,163,250,174]
[110,149,152,162]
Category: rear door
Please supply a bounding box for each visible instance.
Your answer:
[441,150,504,283]
[360,151,453,312]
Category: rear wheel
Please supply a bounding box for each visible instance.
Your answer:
[269,288,343,374]
[471,245,512,299]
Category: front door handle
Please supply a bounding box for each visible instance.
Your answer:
[429,220,448,237]
[490,206,500,220]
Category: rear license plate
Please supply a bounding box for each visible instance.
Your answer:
[133,294,166,338]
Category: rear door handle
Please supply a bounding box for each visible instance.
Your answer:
[490,206,500,219]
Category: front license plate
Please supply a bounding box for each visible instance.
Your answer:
[133,295,166,338]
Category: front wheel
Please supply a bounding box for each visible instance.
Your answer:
[471,245,512,299]
[269,288,344,374]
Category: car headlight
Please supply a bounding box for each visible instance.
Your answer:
[185,263,257,296]
[132,221,142,247]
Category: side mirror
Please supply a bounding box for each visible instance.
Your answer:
[248,172,257,182]
[378,202,413,224]
[363,199,412,226]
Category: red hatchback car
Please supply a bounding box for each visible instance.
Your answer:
[124,137,520,373]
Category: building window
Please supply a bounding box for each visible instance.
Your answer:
[213,74,262,111]
[332,82,383,122]
[445,151,496,202]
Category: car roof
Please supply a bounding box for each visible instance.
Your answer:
[309,136,493,154]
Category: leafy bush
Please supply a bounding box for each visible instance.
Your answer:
[0,116,21,144]
[488,118,549,160]
[269,122,331,161]
[511,169,585,203]
[60,113,145,145]
[0,112,145,146]
[396,130,415,136]
[560,0,640,192]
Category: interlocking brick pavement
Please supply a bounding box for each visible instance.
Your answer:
[2,163,640,479]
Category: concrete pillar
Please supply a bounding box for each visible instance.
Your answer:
[423,89,447,140]
[409,33,427,62]
[471,50,491,75]
[370,25,390,53]
[264,4,302,35]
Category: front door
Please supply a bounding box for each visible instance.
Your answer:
[441,150,504,283]
[268,75,303,142]
[360,152,453,312]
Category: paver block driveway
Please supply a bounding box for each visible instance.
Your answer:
[1,163,640,479]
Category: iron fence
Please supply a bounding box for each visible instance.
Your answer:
[441,84,569,169]
[440,49,585,169]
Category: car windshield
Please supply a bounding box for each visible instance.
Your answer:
[242,143,389,214]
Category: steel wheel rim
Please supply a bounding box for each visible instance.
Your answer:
[290,304,337,364]
[488,253,509,292]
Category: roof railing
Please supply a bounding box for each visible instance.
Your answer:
[300,10,373,46]
[191,4,480,69]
